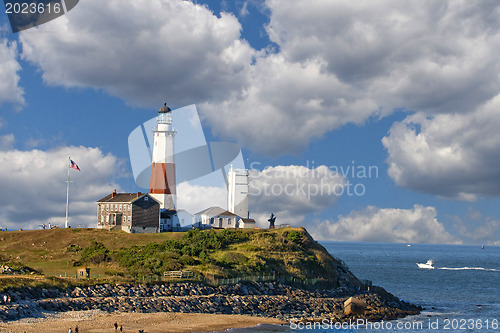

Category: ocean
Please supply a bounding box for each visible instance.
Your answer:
[220,242,500,333]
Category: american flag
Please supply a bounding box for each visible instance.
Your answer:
[70,159,81,171]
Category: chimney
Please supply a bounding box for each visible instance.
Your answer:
[137,192,141,198]
[111,189,117,198]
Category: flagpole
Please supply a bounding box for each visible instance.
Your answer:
[65,157,70,228]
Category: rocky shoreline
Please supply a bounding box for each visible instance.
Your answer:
[0,282,421,324]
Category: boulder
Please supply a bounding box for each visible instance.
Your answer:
[343,296,367,316]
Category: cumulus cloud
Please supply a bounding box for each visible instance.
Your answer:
[248,165,345,226]
[16,0,500,202]
[176,182,227,215]
[203,0,500,153]
[382,95,500,200]
[450,208,500,245]
[311,204,458,244]
[0,146,124,230]
[19,0,254,107]
[18,0,500,156]
[0,39,24,108]
[200,54,377,154]
[175,165,345,227]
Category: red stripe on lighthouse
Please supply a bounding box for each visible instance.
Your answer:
[149,162,176,194]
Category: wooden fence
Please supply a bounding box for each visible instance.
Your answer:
[203,273,275,286]
[163,270,194,279]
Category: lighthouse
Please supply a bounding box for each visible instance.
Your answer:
[149,103,176,209]
[228,165,249,219]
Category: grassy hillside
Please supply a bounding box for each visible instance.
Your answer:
[0,227,360,289]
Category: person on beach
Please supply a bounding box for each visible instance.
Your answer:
[114,321,118,331]
[68,328,72,333]
[119,325,123,332]
[74,325,79,333]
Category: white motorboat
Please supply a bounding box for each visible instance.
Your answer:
[417,259,435,269]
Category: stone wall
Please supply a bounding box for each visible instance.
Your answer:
[0,282,421,323]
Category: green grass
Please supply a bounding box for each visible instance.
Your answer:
[0,227,353,289]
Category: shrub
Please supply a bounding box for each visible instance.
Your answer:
[66,244,81,252]
[80,241,110,264]
[198,250,211,264]
[287,231,303,245]
[217,252,248,268]
[179,254,198,266]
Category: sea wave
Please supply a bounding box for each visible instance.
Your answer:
[438,267,500,272]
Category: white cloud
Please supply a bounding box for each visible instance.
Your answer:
[200,54,376,154]
[18,0,500,163]
[176,165,345,228]
[0,146,124,230]
[239,1,250,17]
[19,0,254,108]
[203,0,500,153]
[264,0,500,114]
[450,208,500,245]
[248,165,345,226]
[176,182,227,215]
[382,95,500,200]
[0,39,24,108]
[311,204,458,244]
[0,134,14,151]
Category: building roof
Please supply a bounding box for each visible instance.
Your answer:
[240,218,256,223]
[97,192,158,204]
[175,209,193,215]
[160,209,178,218]
[194,206,238,217]
[160,209,193,217]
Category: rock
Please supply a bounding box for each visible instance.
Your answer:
[344,296,367,316]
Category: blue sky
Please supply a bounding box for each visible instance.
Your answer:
[1,0,500,245]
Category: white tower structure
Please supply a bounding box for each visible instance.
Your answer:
[149,103,176,209]
[228,165,249,218]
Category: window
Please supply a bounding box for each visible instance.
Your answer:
[144,196,149,201]
[106,204,109,211]
[119,204,122,211]
[210,218,214,225]
[100,205,104,211]
[128,216,131,223]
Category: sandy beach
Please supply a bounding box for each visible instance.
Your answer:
[0,310,286,333]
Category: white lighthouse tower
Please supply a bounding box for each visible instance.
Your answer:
[149,103,176,209]
[228,165,249,218]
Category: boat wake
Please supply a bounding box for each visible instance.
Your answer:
[438,267,500,272]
